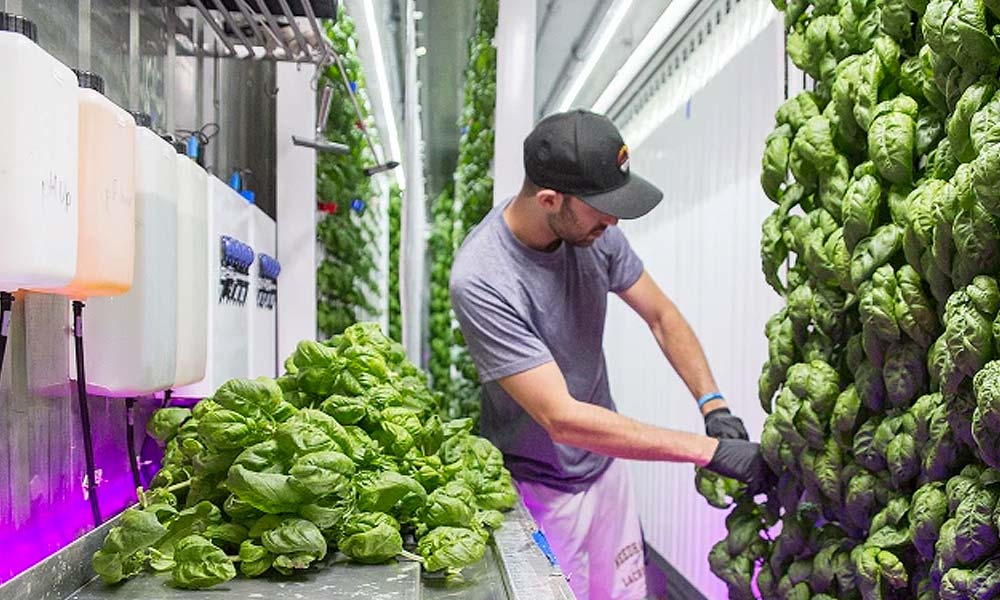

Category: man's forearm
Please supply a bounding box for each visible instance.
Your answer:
[548,400,719,466]
[649,303,724,413]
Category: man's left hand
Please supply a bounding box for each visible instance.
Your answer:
[704,407,748,441]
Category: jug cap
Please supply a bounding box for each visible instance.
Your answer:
[241,190,256,205]
[73,70,105,95]
[130,111,153,128]
[0,13,38,43]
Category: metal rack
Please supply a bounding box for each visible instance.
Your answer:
[174,0,338,66]
[172,0,398,167]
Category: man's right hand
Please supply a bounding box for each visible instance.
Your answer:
[705,439,776,496]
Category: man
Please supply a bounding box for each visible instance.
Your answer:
[449,109,772,600]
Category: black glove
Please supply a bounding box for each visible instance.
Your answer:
[704,407,749,441]
[706,439,777,496]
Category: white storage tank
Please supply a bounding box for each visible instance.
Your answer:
[0,13,79,291]
[40,71,136,298]
[24,70,137,397]
[172,176,251,400]
[247,197,278,379]
[84,114,179,396]
[173,153,210,388]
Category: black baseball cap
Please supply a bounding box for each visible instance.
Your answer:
[523,109,664,219]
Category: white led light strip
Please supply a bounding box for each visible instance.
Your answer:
[608,0,778,148]
[362,0,406,189]
[592,0,699,115]
[556,0,634,112]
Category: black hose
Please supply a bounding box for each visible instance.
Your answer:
[0,292,12,388]
[125,397,142,494]
[72,300,102,527]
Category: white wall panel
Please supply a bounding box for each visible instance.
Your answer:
[603,19,785,597]
[275,62,317,361]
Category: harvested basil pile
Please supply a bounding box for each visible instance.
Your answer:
[93,323,517,589]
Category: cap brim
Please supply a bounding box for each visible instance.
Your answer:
[576,172,663,220]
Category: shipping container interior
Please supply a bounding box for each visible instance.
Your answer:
[4,0,981,598]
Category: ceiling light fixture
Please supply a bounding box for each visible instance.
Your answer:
[555,0,634,112]
[592,0,698,114]
[362,0,406,189]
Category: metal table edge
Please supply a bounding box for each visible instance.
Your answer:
[0,510,124,600]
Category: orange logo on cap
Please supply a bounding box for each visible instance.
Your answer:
[617,144,630,174]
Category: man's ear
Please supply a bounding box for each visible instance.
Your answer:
[536,189,563,213]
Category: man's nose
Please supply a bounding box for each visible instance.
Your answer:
[605,215,619,227]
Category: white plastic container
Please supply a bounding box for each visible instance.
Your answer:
[84,119,179,396]
[173,154,209,388]
[248,202,278,379]
[172,176,251,399]
[38,71,136,298]
[24,71,137,397]
[0,14,79,291]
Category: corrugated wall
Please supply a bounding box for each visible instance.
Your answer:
[603,18,786,597]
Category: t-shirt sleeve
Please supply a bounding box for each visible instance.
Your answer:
[450,276,554,383]
[603,226,645,293]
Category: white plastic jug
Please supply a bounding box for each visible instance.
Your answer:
[0,14,79,291]
[85,120,179,396]
[173,154,209,388]
[173,176,251,400]
[37,71,136,299]
[24,72,137,397]
[248,203,277,379]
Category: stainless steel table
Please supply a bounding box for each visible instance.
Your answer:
[0,503,575,600]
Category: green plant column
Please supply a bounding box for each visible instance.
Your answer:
[388,183,402,342]
[427,185,455,387]
[697,2,1000,599]
[315,15,383,339]
[428,0,498,426]
[427,0,499,425]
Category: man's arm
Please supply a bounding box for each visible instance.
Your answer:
[499,360,719,465]
[617,270,727,416]
[497,360,773,491]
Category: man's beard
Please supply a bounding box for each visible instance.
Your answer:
[547,203,606,248]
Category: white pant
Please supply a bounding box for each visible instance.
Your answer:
[517,459,648,600]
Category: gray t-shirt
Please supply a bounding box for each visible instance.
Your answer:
[449,199,645,492]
